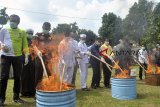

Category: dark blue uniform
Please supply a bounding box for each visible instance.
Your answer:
[90,44,101,88]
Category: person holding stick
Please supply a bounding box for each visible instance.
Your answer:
[78,34,90,91]
[32,22,52,86]
[100,39,113,88]
[89,37,103,89]
[138,45,148,80]
[58,31,80,85]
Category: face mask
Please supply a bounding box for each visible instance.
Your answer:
[81,40,85,43]
[10,22,18,29]
[42,29,50,34]
[105,42,109,45]
[26,34,33,39]
[142,47,145,50]
[96,41,100,46]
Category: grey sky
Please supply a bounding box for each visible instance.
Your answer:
[0,0,159,34]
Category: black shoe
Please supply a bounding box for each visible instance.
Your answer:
[91,86,96,89]
[0,99,4,107]
[96,86,103,88]
[105,85,111,89]
[81,88,90,91]
[13,98,24,104]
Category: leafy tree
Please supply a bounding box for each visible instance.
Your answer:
[52,23,71,35]
[98,12,122,45]
[0,8,9,28]
[52,23,96,46]
[123,0,154,43]
[78,29,96,46]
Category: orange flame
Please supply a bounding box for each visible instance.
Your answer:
[115,69,130,78]
[113,61,119,69]
[155,65,160,74]
[146,56,153,74]
[36,74,73,91]
[30,34,74,91]
[113,61,131,78]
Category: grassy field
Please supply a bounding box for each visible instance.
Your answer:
[3,66,160,107]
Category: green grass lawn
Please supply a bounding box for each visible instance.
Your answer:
[4,66,160,107]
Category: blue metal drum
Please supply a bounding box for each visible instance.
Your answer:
[111,77,136,100]
[36,89,76,107]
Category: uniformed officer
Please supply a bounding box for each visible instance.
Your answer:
[32,22,52,86]
[21,29,35,97]
[78,34,90,91]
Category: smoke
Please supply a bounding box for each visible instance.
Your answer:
[114,37,133,74]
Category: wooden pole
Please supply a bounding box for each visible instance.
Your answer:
[89,54,113,72]
[38,55,49,78]
[60,64,66,91]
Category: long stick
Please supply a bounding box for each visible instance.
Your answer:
[38,55,49,78]
[103,54,127,76]
[89,54,112,72]
[60,64,66,91]
[132,56,147,72]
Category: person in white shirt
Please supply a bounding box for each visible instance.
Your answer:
[58,32,79,85]
[138,45,148,80]
[78,34,90,91]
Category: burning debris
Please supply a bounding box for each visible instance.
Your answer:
[113,37,133,78]
[36,75,73,91]
[30,34,74,92]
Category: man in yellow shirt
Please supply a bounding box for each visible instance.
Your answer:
[100,39,113,88]
[0,14,29,106]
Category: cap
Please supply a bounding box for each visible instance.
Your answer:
[80,34,86,38]
[26,29,34,35]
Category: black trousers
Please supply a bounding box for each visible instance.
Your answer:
[35,57,43,87]
[0,55,22,100]
[102,58,112,87]
[71,61,78,85]
[21,55,35,96]
[91,61,100,87]
[139,63,147,79]
[35,56,51,87]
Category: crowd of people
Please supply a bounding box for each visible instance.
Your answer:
[0,14,160,107]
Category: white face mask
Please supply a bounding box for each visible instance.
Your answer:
[26,34,33,39]
[142,47,145,50]
[81,40,85,43]
[10,22,18,29]
[105,41,109,45]
[42,29,50,34]
[96,41,100,46]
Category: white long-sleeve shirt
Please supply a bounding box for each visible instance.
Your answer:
[58,37,79,67]
[78,41,89,63]
[138,49,148,64]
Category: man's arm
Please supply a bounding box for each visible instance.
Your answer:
[22,30,29,55]
[0,29,5,43]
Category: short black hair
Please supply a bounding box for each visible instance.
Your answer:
[95,36,102,42]
[10,14,20,24]
[42,22,51,30]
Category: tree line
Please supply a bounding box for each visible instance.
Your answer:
[1,0,160,48]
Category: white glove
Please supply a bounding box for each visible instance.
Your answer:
[101,57,105,63]
[2,45,10,53]
[84,51,91,55]
[108,56,113,62]
[24,54,29,65]
[61,59,66,65]
[37,51,42,57]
